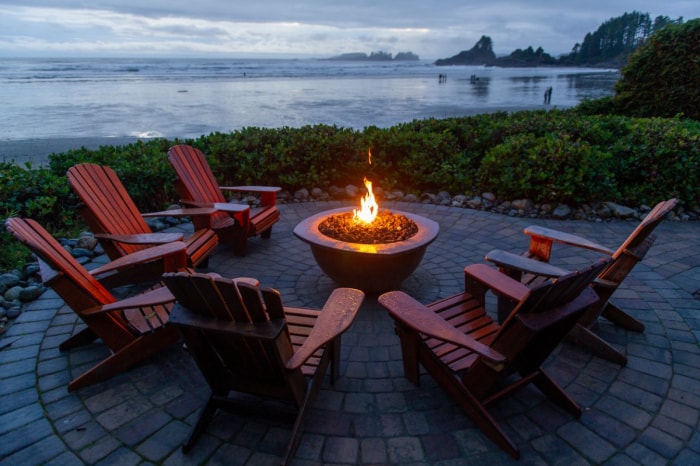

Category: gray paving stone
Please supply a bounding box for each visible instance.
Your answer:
[0,434,66,466]
[638,426,686,459]
[135,420,190,462]
[0,403,45,435]
[558,421,617,463]
[0,417,54,459]
[387,436,425,462]
[322,436,359,463]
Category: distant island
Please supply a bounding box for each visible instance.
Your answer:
[434,36,558,67]
[435,11,682,68]
[325,51,420,61]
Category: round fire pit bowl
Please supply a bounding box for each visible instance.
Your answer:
[293,207,439,293]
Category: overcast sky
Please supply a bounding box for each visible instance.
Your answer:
[0,1,696,60]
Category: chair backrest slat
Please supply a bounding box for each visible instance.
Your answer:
[168,145,227,204]
[612,198,677,260]
[67,164,152,256]
[162,272,302,402]
[495,257,611,353]
[5,218,115,308]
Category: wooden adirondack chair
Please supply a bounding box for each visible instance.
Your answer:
[168,144,281,256]
[67,163,219,286]
[5,217,186,391]
[161,272,364,465]
[485,198,678,365]
[378,257,610,459]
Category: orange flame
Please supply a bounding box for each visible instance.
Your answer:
[353,149,378,224]
[353,177,378,224]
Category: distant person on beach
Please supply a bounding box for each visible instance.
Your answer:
[544,86,553,104]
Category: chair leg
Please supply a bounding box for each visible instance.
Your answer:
[183,396,219,454]
[600,301,645,332]
[395,324,421,385]
[532,370,582,417]
[261,227,273,239]
[67,330,180,391]
[568,323,628,365]
[282,349,332,465]
[194,256,209,269]
[60,327,98,351]
[419,344,520,458]
[327,337,341,385]
[233,235,247,256]
[448,374,520,459]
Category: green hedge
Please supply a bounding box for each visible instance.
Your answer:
[2,109,699,269]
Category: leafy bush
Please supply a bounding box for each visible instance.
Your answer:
[613,19,700,120]
[607,117,700,205]
[477,133,615,204]
[0,162,72,229]
[2,111,699,271]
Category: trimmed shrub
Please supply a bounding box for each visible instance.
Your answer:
[2,111,699,270]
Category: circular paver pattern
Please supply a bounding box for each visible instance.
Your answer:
[2,201,699,465]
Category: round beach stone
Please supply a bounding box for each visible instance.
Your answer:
[76,235,98,250]
[71,247,93,259]
[605,201,638,219]
[0,273,20,288]
[512,199,533,211]
[19,285,44,302]
[294,188,310,201]
[23,263,40,277]
[552,204,572,219]
[345,184,359,198]
[3,286,22,302]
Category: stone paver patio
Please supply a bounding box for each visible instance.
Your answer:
[1,200,699,465]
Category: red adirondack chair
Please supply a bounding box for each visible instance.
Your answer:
[379,257,610,459]
[67,163,219,287]
[168,144,281,256]
[162,271,364,465]
[5,217,186,391]
[485,198,678,364]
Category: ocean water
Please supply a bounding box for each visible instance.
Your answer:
[0,57,620,141]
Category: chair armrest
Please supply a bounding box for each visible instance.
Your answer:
[94,232,184,245]
[212,202,252,213]
[220,186,281,207]
[463,263,531,303]
[518,287,600,332]
[174,199,211,208]
[83,286,175,315]
[142,207,219,217]
[285,288,364,370]
[220,186,281,193]
[378,291,506,366]
[88,241,188,277]
[525,225,615,256]
[485,249,569,278]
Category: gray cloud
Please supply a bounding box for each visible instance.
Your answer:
[0,1,695,58]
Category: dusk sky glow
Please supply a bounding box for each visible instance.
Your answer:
[0,1,697,59]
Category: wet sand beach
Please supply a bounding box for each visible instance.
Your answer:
[0,137,145,167]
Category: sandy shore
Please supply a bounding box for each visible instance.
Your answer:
[0,136,147,167]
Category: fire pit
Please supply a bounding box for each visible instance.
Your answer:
[294,207,439,292]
